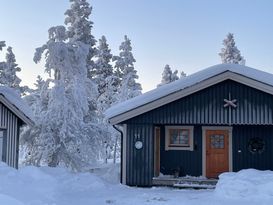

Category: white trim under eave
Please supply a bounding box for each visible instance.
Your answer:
[0,95,34,126]
[109,71,273,125]
[202,126,233,178]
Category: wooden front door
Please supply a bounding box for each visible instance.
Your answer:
[206,130,229,178]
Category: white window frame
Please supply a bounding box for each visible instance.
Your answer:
[165,126,194,151]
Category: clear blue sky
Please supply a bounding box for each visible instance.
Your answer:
[1,0,273,92]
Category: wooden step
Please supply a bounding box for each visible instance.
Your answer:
[173,180,217,189]
[152,177,218,189]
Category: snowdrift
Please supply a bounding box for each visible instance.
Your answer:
[215,169,273,199]
[0,162,108,204]
[1,162,273,205]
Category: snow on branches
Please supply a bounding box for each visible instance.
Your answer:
[219,33,246,65]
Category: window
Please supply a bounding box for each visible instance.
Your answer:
[210,135,225,149]
[165,126,194,151]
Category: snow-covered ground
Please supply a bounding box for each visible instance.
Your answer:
[0,162,272,205]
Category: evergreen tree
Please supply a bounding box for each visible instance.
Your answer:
[64,0,97,78]
[94,35,114,96]
[158,64,179,87]
[20,76,51,166]
[219,33,245,65]
[171,69,179,82]
[0,46,29,95]
[0,41,5,51]
[0,41,6,75]
[180,71,187,78]
[64,0,98,125]
[32,26,101,170]
[114,35,142,101]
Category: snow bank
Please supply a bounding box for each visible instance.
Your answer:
[215,169,273,199]
[0,162,106,204]
[1,162,272,205]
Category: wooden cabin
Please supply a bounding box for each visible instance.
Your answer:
[0,87,33,168]
[106,64,273,187]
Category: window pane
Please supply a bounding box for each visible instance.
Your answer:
[210,134,224,149]
[169,129,189,146]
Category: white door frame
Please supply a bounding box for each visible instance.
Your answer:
[202,126,233,177]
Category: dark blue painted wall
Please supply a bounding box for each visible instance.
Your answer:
[233,125,273,171]
[123,80,273,186]
[126,80,273,125]
[160,125,202,177]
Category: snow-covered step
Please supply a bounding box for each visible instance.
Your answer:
[173,181,216,189]
[153,177,218,188]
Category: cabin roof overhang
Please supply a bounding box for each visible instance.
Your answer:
[106,64,273,125]
[0,94,34,127]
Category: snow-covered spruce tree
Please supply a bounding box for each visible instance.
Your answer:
[64,0,98,125]
[20,76,51,166]
[114,35,142,101]
[219,33,245,65]
[94,35,114,96]
[0,41,6,75]
[180,71,187,78]
[33,26,100,170]
[0,46,29,95]
[157,64,179,87]
[0,41,5,50]
[64,0,97,78]
[94,36,121,163]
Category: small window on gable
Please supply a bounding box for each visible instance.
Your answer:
[165,126,194,151]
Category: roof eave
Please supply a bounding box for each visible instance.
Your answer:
[109,71,273,125]
[0,95,34,127]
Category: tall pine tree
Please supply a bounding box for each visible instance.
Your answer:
[64,0,98,124]
[114,35,142,101]
[219,33,245,65]
[157,64,179,87]
[32,26,101,170]
[0,46,29,95]
[94,36,114,95]
[64,0,97,78]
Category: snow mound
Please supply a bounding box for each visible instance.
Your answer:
[95,164,120,184]
[0,162,106,204]
[215,169,273,199]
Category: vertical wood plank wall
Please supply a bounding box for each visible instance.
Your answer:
[123,80,273,186]
[0,103,21,168]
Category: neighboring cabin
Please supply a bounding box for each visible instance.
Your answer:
[106,64,273,187]
[0,87,33,168]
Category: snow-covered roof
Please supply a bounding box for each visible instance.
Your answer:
[0,86,34,126]
[105,64,273,124]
